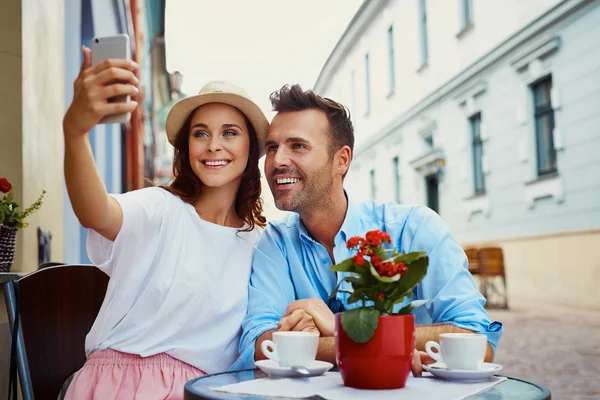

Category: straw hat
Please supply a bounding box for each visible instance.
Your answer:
[165,80,269,156]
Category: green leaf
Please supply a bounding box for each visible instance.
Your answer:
[348,288,371,304]
[22,190,46,218]
[396,299,431,315]
[386,256,429,296]
[369,265,401,283]
[340,308,380,343]
[392,295,406,305]
[394,251,427,265]
[330,258,358,273]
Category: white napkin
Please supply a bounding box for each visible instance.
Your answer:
[211,372,507,400]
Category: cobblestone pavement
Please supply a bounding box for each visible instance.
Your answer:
[488,301,600,400]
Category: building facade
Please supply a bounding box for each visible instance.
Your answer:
[314,0,600,309]
[62,0,168,264]
[1,0,168,392]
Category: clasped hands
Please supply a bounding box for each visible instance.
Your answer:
[277,298,435,376]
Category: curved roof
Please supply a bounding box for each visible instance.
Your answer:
[313,0,389,93]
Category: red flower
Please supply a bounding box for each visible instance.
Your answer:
[346,236,363,249]
[353,252,365,267]
[379,231,391,244]
[376,292,385,300]
[397,262,408,276]
[365,230,382,247]
[370,255,383,269]
[0,178,11,193]
[379,262,398,277]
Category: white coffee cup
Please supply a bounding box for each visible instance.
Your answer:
[260,331,319,367]
[425,333,487,370]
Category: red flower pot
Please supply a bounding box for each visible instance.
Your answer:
[336,313,415,389]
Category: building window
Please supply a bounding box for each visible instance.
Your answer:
[365,53,371,115]
[387,25,396,94]
[418,0,429,66]
[425,174,439,214]
[370,169,376,199]
[532,76,557,176]
[470,113,485,195]
[393,157,401,203]
[460,0,473,29]
[424,136,434,148]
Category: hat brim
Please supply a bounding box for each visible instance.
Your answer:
[165,92,269,157]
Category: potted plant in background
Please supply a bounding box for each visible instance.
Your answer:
[0,178,46,272]
[330,229,429,389]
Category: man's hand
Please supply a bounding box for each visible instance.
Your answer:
[278,309,320,333]
[282,298,335,336]
[412,350,436,377]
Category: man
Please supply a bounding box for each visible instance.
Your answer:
[232,85,503,375]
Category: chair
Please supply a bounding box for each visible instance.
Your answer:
[38,261,65,270]
[4,265,109,400]
[478,247,509,309]
[464,247,485,295]
[464,247,481,275]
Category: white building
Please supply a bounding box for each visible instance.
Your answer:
[314,0,600,309]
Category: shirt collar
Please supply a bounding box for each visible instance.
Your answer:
[338,191,361,244]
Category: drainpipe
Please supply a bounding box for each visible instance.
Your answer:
[127,0,145,190]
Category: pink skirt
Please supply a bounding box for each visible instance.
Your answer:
[64,350,206,400]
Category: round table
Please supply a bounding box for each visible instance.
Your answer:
[184,369,551,400]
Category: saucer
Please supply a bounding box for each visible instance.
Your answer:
[423,362,503,382]
[255,360,334,378]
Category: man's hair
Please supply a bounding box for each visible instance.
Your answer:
[269,84,354,168]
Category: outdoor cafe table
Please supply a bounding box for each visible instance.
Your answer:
[184,368,551,400]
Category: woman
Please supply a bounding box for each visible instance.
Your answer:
[63,46,268,399]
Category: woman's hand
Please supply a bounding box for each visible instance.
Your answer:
[63,46,139,138]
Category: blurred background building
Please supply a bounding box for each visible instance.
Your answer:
[0,0,171,391]
[0,0,172,270]
[314,0,600,309]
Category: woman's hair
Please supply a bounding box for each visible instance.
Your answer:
[160,106,266,231]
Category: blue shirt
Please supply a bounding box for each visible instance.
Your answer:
[232,196,503,370]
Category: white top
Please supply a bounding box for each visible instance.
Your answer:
[85,187,261,373]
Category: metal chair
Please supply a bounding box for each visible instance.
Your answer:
[4,265,109,400]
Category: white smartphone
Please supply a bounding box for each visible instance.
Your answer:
[91,34,132,124]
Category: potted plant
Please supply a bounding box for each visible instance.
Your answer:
[0,178,46,272]
[329,229,429,389]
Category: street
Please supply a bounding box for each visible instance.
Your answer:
[489,301,600,400]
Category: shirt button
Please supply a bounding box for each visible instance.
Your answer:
[322,258,329,264]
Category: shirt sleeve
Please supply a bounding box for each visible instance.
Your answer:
[400,205,504,354]
[86,187,167,276]
[230,224,296,370]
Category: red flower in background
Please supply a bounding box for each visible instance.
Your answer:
[0,178,11,193]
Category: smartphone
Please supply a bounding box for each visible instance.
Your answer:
[91,34,132,124]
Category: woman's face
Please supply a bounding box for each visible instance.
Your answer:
[187,103,251,190]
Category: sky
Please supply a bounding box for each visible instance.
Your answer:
[165,0,363,121]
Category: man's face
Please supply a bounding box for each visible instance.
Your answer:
[264,109,334,213]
